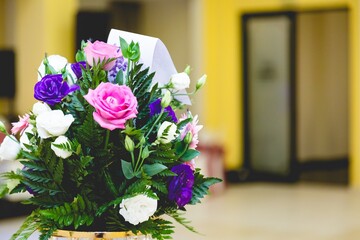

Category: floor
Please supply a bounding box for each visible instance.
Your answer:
[2,183,360,239]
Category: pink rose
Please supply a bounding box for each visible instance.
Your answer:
[84,41,122,71]
[84,82,138,130]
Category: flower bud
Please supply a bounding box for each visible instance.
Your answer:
[184,65,191,75]
[196,74,207,91]
[51,136,72,159]
[125,135,134,152]
[184,131,193,145]
[157,121,177,144]
[161,90,172,108]
[139,136,146,145]
[0,121,7,135]
[0,136,21,161]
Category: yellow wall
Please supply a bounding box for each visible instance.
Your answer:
[203,0,360,186]
[14,0,78,114]
[0,0,5,47]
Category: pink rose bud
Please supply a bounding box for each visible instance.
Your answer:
[84,41,122,71]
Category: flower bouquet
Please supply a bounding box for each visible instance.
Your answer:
[0,30,221,240]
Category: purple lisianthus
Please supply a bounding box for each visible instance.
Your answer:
[34,74,80,106]
[168,164,194,207]
[108,56,127,83]
[71,61,86,79]
[149,99,177,122]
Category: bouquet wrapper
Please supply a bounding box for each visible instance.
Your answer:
[107,29,191,105]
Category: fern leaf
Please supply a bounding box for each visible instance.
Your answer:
[168,211,199,234]
[10,212,39,240]
[190,172,222,205]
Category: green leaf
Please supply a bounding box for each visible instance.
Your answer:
[120,37,129,58]
[121,160,135,179]
[190,173,222,205]
[181,149,200,161]
[177,118,192,130]
[0,184,9,198]
[168,211,199,234]
[129,41,140,62]
[10,212,39,240]
[115,69,124,85]
[141,146,150,159]
[175,141,187,155]
[0,120,7,134]
[143,163,168,177]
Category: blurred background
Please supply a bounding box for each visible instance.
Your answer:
[1,0,360,239]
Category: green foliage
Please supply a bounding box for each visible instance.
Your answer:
[0,184,9,199]
[76,111,104,148]
[39,195,97,230]
[180,149,200,162]
[20,141,65,196]
[168,210,199,234]
[10,212,39,240]
[136,218,175,240]
[190,171,222,205]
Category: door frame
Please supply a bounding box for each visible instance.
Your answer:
[242,11,298,182]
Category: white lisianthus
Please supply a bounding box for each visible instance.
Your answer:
[119,194,157,225]
[0,136,21,161]
[65,64,77,85]
[169,72,190,91]
[51,136,72,159]
[157,121,177,144]
[36,110,74,139]
[19,125,34,152]
[32,102,51,116]
[37,55,68,80]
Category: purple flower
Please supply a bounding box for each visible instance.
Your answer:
[34,74,80,106]
[149,99,177,122]
[71,61,86,79]
[168,164,194,207]
[108,56,127,82]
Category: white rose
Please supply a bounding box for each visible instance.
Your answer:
[0,136,21,161]
[51,136,72,159]
[169,72,190,91]
[32,102,51,116]
[157,121,177,144]
[37,55,68,80]
[119,194,157,225]
[36,110,74,139]
[19,125,34,152]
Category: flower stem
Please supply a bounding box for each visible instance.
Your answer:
[104,130,110,150]
[144,109,164,139]
[134,145,144,172]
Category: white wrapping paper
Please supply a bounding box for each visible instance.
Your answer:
[107,29,190,105]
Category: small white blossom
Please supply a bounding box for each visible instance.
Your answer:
[169,72,190,91]
[0,136,21,161]
[37,55,68,80]
[119,194,157,225]
[157,121,177,144]
[36,110,74,139]
[32,102,51,116]
[51,136,72,159]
